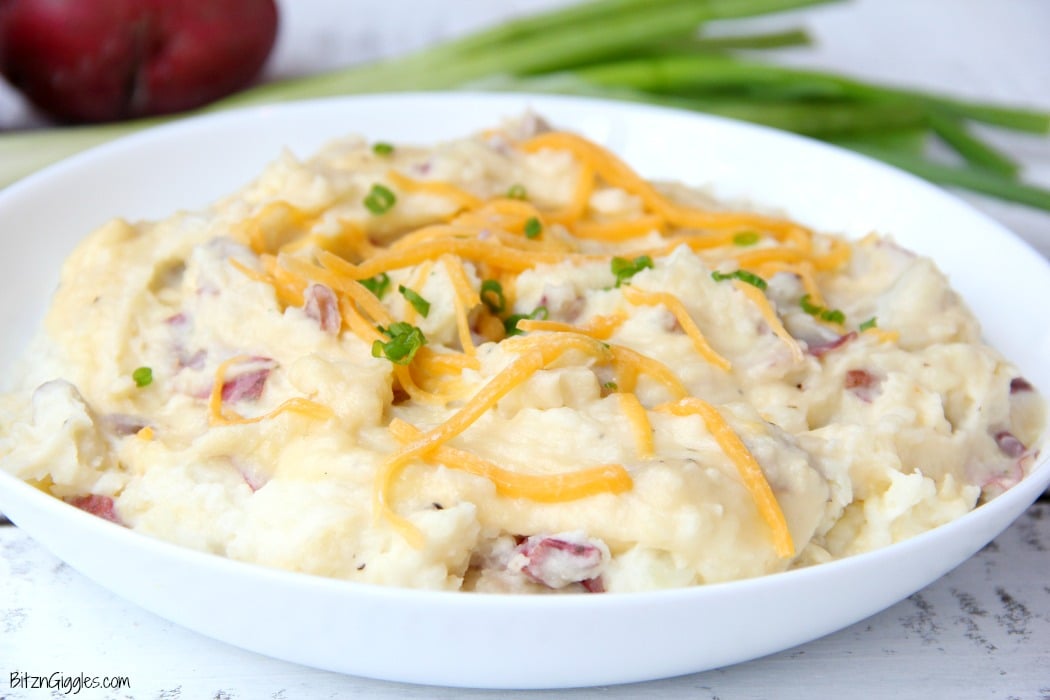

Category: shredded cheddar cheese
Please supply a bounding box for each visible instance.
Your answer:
[15,115,1042,599]
[620,285,731,371]
[656,398,795,558]
[618,392,654,458]
[208,356,332,427]
[734,280,805,364]
[387,169,484,213]
[225,127,856,558]
[389,419,632,502]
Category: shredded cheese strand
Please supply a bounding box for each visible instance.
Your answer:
[620,285,731,371]
[353,238,587,278]
[733,280,804,364]
[546,158,595,225]
[375,333,615,540]
[389,419,632,502]
[387,169,483,213]
[440,254,480,356]
[393,365,454,406]
[515,313,625,341]
[240,201,314,254]
[572,214,664,241]
[338,296,384,343]
[520,132,808,239]
[609,345,688,400]
[656,398,794,558]
[208,356,332,426]
[414,347,481,373]
[617,392,654,459]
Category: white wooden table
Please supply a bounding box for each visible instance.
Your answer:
[2,1,1049,698]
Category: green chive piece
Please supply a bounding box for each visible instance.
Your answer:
[504,306,549,336]
[799,293,845,324]
[602,381,618,392]
[360,272,391,299]
[611,255,654,287]
[371,322,427,365]
[132,366,153,388]
[524,216,543,239]
[712,269,767,290]
[732,231,761,246]
[480,279,506,314]
[799,293,822,315]
[820,308,845,324]
[859,317,878,331]
[399,284,431,317]
[364,183,397,215]
[507,184,528,200]
[372,142,395,156]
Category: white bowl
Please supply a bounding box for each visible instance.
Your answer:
[0,93,1047,689]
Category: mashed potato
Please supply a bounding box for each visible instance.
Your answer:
[0,116,1044,593]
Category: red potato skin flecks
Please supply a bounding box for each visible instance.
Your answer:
[0,0,278,122]
[517,536,605,592]
[67,494,124,525]
[303,284,342,335]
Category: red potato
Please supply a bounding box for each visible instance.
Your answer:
[0,0,278,123]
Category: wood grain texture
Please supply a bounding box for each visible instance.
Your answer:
[0,506,1046,699]
[0,1,1048,697]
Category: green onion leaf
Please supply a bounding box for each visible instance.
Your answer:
[820,308,845,324]
[611,255,654,287]
[524,216,543,239]
[371,322,427,365]
[504,306,549,336]
[799,293,822,315]
[360,272,391,299]
[799,293,845,324]
[711,269,767,290]
[602,381,618,392]
[507,184,528,200]
[132,366,153,388]
[372,142,395,156]
[399,284,431,317]
[859,316,878,331]
[733,231,761,246]
[480,279,506,314]
[364,183,397,215]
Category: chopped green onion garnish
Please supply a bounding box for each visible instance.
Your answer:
[524,216,543,239]
[372,142,394,156]
[132,366,153,388]
[611,255,654,287]
[732,231,761,246]
[820,309,845,324]
[364,183,396,215]
[507,184,528,200]
[799,293,822,315]
[799,294,846,324]
[480,279,506,314]
[859,316,878,331]
[399,284,431,317]
[360,272,391,299]
[371,322,427,365]
[602,381,618,392]
[504,306,549,336]
[711,269,767,290]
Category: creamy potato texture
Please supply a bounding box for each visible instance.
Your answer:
[0,117,1044,593]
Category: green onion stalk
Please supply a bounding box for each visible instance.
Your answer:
[1,0,1048,213]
